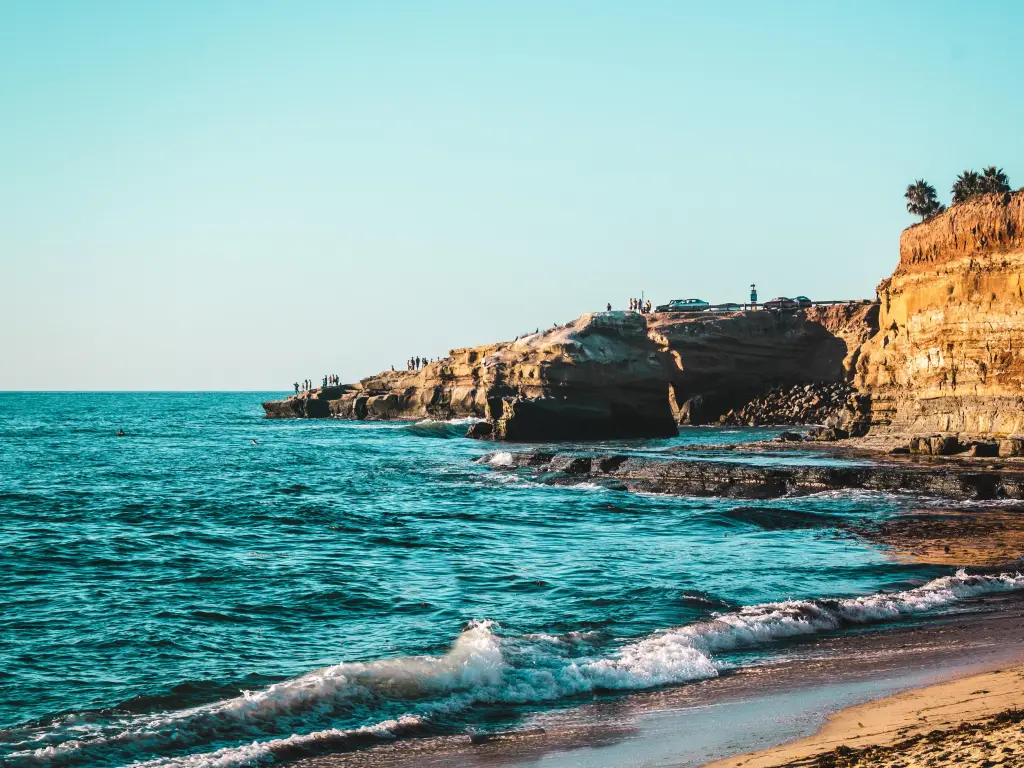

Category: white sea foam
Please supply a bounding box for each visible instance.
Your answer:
[12,572,1024,767]
[486,452,515,467]
[413,417,482,426]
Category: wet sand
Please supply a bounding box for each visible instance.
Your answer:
[849,505,1024,567]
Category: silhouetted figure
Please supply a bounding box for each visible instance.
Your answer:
[606,302,611,312]
[293,382,299,394]
[117,428,126,437]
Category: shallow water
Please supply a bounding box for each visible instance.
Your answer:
[0,392,1019,767]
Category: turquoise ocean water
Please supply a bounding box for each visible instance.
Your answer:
[1,392,1021,767]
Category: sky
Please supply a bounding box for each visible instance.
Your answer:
[2,1,1023,390]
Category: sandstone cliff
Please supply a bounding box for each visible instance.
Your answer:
[264,306,878,440]
[853,192,1024,436]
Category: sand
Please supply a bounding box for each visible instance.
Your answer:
[705,666,1024,768]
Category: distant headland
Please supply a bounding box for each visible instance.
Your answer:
[264,190,1024,452]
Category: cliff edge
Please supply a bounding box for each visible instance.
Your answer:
[854,191,1024,436]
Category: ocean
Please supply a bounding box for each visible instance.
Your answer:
[2,392,1022,767]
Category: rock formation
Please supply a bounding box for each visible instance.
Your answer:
[481,450,1024,500]
[266,312,678,441]
[854,191,1024,436]
[650,306,876,425]
[263,307,878,440]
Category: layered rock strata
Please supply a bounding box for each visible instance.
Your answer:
[854,192,1024,436]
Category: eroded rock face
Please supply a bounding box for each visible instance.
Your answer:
[650,307,877,425]
[854,192,1024,436]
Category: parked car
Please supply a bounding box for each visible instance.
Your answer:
[763,296,799,312]
[655,298,709,313]
[794,295,812,308]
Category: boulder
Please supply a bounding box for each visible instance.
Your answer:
[465,421,494,440]
[929,435,962,456]
[999,437,1024,457]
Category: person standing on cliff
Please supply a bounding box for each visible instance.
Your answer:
[606,302,611,312]
[293,382,299,394]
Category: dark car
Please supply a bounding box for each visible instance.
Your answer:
[794,295,812,308]
[655,298,709,313]
[763,296,799,312]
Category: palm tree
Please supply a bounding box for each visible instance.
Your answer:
[980,166,1010,194]
[905,179,945,221]
[951,170,983,204]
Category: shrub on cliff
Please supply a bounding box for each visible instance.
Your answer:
[905,179,945,221]
[951,170,982,203]
[981,165,1011,194]
[952,166,1011,203]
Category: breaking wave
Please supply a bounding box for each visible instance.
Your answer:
[6,570,1023,768]
[402,418,483,439]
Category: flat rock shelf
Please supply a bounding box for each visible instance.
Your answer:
[481,452,1024,500]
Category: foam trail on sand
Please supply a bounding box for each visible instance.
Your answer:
[9,572,1024,767]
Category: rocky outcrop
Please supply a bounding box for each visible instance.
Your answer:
[265,312,679,441]
[854,192,1024,436]
[263,304,882,440]
[263,307,880,440]
[482,451,1024,500]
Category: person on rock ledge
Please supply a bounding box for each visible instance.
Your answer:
[606,302,611,311]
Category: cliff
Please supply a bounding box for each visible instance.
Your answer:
[650,305,876,424]
[264,307,878,440]
[853,191,1024,436]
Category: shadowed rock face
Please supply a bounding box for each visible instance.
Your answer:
[855,191,1024,436]
[262,309,879,440]
[650,306,877,425]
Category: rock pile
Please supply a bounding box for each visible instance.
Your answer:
[717,382,854,427]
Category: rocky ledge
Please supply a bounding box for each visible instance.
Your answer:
[481,451,1024,500]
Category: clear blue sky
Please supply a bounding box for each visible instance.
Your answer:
[2,1,1022,390]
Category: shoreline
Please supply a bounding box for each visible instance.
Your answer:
[705,664,1024,768]
[293,592,1024,768]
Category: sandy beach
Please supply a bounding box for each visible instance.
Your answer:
[707,665,1024,768]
